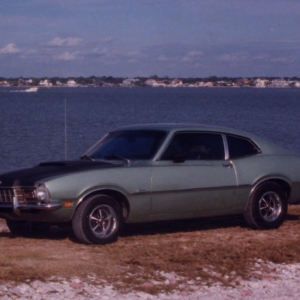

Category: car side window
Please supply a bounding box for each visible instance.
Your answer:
[227,135,260,159]
[87,130,167,160]
[161,132,225,161]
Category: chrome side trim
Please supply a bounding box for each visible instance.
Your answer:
[149,185,238,195]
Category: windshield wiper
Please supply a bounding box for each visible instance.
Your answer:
[80,155,94,161]
[103,155,130,164]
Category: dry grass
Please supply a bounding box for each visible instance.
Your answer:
[1,205,300,292]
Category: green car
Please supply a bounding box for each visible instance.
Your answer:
[0,124,300,244]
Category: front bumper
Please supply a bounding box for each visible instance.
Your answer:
[0,187,62,216]
[0,197,62,216]
[12,196,62,215]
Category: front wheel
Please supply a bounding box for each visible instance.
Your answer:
[244,182,287,229]
[72,195,123,244]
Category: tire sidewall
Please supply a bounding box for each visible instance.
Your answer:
[80,195,123,244]
[250,182,287,229]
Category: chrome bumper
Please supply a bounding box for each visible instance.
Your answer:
[2,197,63,215]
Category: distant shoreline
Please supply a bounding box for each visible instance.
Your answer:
[1,76,300,88]
[1,85,299,89]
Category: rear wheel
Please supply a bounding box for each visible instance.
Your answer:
[72,195,123,244]
[244,182,287,229]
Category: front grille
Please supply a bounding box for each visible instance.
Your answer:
[0,188,26,204]
[0,188,14,203]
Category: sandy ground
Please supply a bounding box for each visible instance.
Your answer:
[1,205,300,298]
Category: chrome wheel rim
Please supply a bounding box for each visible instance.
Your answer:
[259,191,282,222]
[89,205,117,238]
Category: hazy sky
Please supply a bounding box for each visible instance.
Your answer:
[1,0,299,78]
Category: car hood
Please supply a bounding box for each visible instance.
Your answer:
[0,160,120,187]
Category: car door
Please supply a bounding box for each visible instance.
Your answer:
[151,132,238,219]
[225,134,262,208]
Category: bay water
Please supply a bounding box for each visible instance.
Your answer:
[0,87,299,173]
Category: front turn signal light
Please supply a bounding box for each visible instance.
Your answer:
[64,201,73,207]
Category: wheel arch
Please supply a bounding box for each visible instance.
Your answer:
[251,178,291,200]
[76,189,130,221]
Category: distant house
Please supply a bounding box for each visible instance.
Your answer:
[39,79,52,87]
[236,78,251,87]
[269,79,289,88]
[23,79,33,85]
[242,78,251,86]
[145,79,166,87]
[195,81,205,87]
[217,81,228,87]
[145,79,156,86]
[154,81,167,87]
[122,79,133,86]
[254,78,269,88]
[169,79,183,87]
[122,78,139,86]
[294,82,300,88]
[204,82,213,87]
[0,80,9,86]
[67,79,77,87]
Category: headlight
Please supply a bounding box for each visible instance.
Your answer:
[35,184,50,204]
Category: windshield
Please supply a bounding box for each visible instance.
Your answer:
[84,130,167,160]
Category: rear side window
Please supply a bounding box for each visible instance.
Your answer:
[161,132,225,160]
[227,135,260,159]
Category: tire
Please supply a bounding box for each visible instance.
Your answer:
[244,182,287,229]
[72,195,123,245]
[6,220,51,236]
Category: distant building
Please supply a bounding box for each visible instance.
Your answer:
[269,79,289,88]
[122,79,133,86]
[217,81,228,87]
[194,81,205,87]
[236,78,251,87]
[39,79,52,87]
[67,79,77,87]
[145,79,166,87]
[121,78,139,86]
[0,80,9,86]
[295,82,300,88]
[145,79,156,86]
[254,78,269,88]
[169,79,183,87]
[204,82,213,87]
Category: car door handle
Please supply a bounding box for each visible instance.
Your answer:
[222,162,233,168]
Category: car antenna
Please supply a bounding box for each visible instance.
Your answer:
[64,98,68,160]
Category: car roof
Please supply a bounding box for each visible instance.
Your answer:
[112,123,256,137]
[111,123,295,155]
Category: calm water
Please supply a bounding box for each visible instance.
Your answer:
[0,87,300,173]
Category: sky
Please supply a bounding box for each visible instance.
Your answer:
[0,0,300,78]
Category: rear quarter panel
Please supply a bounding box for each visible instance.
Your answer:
[233,154,300,207]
